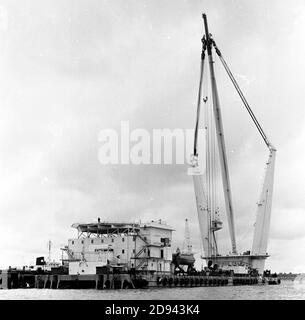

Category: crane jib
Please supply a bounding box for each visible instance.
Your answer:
[191,15,276,271]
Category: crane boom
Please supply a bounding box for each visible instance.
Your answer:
[252,149,276,255]
[189,26,212,258]
[208,26,277,267]
[189,165,212,257]
[193,39,206,157]
[251,149,276,272]
[203,14,237,254]
[190,15,276,272]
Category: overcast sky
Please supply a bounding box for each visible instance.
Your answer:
[0,0,305,273]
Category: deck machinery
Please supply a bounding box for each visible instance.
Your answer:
[189,14,276,275]
[172,219,196,273]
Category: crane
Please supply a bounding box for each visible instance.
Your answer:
[189,14,276,274]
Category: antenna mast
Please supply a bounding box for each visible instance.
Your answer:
[183,219,192,254]
[47,240,52,263]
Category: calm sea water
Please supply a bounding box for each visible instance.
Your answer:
[0,280,304,300]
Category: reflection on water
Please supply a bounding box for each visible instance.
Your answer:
[0,280,304,300]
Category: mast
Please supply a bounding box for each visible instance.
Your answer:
[183,218,192,254]
[202,14,237,254]
[47,240,52,263]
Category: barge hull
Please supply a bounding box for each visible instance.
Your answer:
[0,270,280,290]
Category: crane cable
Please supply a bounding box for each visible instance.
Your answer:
[193,38,207,157]
[203,63,212,257]
[205,55,221,257]
[203,57,219,257]
[211,40,275,151]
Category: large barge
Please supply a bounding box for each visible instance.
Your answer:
[0,14,281,290]
[0,219,280,290]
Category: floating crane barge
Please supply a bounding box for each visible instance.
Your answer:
[189,14,277,276]
[0,14,280,290]
[0,217,279,289]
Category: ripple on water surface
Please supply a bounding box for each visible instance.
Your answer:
[0,280,304,300]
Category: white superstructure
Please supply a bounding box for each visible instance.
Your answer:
[62,219,174,275]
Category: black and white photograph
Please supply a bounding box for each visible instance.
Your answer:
[0,0,304,306]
